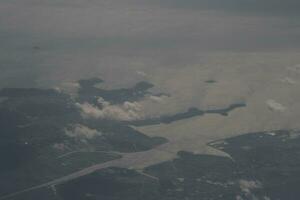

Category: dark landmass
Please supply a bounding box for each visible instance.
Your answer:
[77,78,154,105]
[57,167,160,200]
[0,88,61,98]
[55,130,300,200]
[205,80,217,84]
[0,80,166,197]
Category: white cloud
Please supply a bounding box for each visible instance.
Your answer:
[264,132,276,136]
[65,124,102,139]
[288,64,300,74]
[53,143,67,151]
[263,196,271,200]
[239,180,262,194]
[266,99,286,112]
[61,81,80,91]
[236,195,243,200]
[281,77,297,85]
[149,95,168,103]
[136,71,147,77]
[76,97,144,121]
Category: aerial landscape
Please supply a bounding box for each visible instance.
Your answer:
[1,0,300,200]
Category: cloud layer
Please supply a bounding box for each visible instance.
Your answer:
[65,124,102,139]
[1,0,300,89]
[151,0,300,16]
[76,97,144,121]
[266,99,286,112]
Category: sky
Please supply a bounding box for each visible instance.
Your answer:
[0,0,300,88]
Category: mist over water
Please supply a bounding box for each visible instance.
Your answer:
[1,0,300,88]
